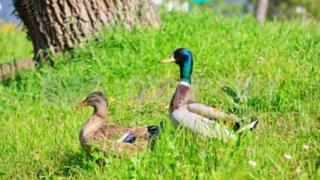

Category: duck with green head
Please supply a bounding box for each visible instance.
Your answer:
[162,48,258,140]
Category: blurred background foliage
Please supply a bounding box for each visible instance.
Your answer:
[266,0,320,20]
[188,0,319,20]
[0,22,33,64]
[1,0,319,24]
[0,0,319,63]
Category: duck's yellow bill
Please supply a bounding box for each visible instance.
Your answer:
[161,56,175,63]
[76,100,88,108]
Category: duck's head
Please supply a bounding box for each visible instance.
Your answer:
[162,48,193,84]
[76,92,108,111]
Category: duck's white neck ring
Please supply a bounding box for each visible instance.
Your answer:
[179,81,191,87]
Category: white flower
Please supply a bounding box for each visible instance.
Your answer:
[296,167,302,174]
[284,154,293,160]
[303,144,309,151]
[248,160,257,167]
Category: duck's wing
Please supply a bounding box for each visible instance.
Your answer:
[171,106,236,141]
[92,125,153,154]
[186,103,239,125]
[93,125,149,141]
[93,124,127,141]
[119,125,162,151]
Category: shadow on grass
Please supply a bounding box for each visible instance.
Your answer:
[37,147,124,178]
[37,150,98,178]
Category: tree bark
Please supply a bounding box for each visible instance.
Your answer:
[256,0,269,24]
[13,0,160,61]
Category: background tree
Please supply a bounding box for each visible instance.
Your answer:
[13,0,160,62]
[256,0,269,24]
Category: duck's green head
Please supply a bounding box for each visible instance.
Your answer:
[162,48,193,84]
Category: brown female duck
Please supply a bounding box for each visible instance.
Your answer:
[77,92,161,155]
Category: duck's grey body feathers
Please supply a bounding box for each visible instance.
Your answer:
[171,105,236,140]
[187,103,240,124]
[168,83,237,140]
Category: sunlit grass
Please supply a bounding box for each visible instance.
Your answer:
[0,13,319,179]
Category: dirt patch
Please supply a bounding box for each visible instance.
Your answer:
[0,58,35,81]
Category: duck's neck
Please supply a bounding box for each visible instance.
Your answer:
[81,104,107,139]
[179,57,193,85]
[93,104,107,119]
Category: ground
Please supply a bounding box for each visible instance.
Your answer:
[0,13,319,179]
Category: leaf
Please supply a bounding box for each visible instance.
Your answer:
[221,86,240,103]
[0,171,5,176]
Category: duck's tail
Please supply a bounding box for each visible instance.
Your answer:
[236,119,259,134]
[147,122,164,150]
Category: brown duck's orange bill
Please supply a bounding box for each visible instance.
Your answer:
[161,56,175,63]
[76,100,88,108]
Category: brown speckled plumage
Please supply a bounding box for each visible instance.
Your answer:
[80,122,150,154]
[77,92,158,155]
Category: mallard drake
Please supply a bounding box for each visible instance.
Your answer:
[161,48,258,141]
[76,92,161,155]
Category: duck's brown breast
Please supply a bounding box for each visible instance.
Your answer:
[170,84,194,112]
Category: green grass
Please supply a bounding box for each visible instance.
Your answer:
[0,12,319,179]
[0,24,33,64]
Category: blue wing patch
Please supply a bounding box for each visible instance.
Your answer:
[122,134,136,143]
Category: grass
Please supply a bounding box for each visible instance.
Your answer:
[0,23,33,64]
[0,12,319,179]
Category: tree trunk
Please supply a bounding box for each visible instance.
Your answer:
[256,0,269,24]
[13,0,160,61]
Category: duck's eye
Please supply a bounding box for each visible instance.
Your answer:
[88,99,99,104]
